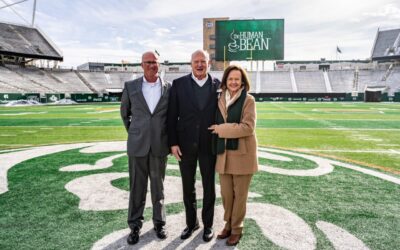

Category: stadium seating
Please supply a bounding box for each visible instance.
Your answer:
[47,70,92,93]
[328,70,354,93]
[162,72,187,82]
[0,66,49,93]
[0,81,21,93]
[1,65,400,96]
[259,71,292,93]
[294,71,327,92]
[385,67,400,95]
[108,72,136,88]
[357,69,387,92]
[78,72,107,91]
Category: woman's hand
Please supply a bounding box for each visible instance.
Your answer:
[208,124,218,134]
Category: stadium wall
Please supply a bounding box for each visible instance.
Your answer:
[2,92,399,103]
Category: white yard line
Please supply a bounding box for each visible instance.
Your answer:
[0,111,47,116]
[297,149,400,154]
[257,128,400,131]
[360,138,383,142]
[87,109,119,114]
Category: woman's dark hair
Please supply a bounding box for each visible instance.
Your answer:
[220,64,251,91]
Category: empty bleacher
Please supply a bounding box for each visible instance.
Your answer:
[0,65,399,97]
[385,67,400,95]
[0,66,48,93]
[162,72,187,82]
[328,70,354,92]
[108,72,136,88]
[294,71,327,92]
[357,69,387,92]
[211,71,224,81]
[247,71,258,93]
[47,70,92,93]
[78,72,114,92]
[0,80,21,93]
[259,71,292,93]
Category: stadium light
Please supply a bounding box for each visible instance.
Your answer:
[31,0,36,26]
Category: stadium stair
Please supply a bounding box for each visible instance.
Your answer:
[41,69,65,84]
[381,63,394,81]
[74,71,98,93]
[323,71,333,92]
[289,67,298,92]
[353,67,359,92]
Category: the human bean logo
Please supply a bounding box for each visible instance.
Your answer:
[228,30,271,53]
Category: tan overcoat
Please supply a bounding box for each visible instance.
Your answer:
[213,89,258,175]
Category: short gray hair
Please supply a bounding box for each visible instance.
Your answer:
[191,49,210,62]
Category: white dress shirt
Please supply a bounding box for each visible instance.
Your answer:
[191,72,209,87]
[142,76,161,113]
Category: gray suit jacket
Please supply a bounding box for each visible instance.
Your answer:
[120,76,171,157]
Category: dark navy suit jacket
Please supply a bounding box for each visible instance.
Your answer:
[167,73,220,155]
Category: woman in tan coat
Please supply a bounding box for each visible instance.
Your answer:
[209,64,258,246]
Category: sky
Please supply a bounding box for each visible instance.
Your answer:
[0,0,399,68]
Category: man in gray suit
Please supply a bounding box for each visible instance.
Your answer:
[120,51,171,245]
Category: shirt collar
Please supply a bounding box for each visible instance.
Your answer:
[191,73,209,87]
[143,76,161,86]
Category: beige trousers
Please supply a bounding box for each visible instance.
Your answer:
[219,173,253,234]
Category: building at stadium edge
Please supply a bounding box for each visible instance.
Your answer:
[0,20,400,103]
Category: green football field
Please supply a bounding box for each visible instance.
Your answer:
[0,102,399,173]
[0,102,399,249]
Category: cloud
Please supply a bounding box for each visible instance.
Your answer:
[363,4,400,18]
[1,0,399,67]
[61,46,142,67]
[154,28,171,37]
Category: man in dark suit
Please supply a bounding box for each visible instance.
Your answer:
[167,49,220,242]
[120,51,171,245]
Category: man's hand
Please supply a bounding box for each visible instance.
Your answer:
[171,145,182,161]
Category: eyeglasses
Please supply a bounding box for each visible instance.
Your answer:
[143,61,159,65]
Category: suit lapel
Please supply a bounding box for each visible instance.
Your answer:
[183,74,200,111]
[137,77,152,114]
[203,74,218,109]
[160,78,168,97]
[152,77,167,114]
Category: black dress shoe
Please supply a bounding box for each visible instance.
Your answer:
[180,223,200,240]
[154,225,167,239]
[203,227,214,242]
[127,228,140,245]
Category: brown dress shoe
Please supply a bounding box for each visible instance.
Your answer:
[217,229,231,239]
[226,233,242,246]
